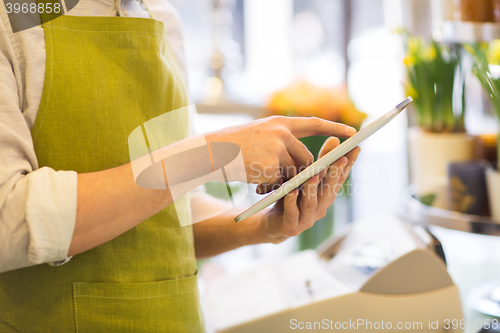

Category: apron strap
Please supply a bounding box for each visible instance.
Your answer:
[37,0,155,23]
[140,0,155,20]
[116,0,155,20]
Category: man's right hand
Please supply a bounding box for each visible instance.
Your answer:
[205,116,357,194]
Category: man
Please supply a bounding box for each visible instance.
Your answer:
[0,0,359,330]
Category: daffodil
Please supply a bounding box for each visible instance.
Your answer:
[404,55,415,66]
[408,37,420,56]
[488,40,500,65]
[401,31,463,132]
[392,27,406,35]
[404,84,418,99]
[424,45,436,61]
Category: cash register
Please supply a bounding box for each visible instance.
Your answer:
[202,214,463,332]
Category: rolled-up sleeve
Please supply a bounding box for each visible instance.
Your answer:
[0,10,77,273]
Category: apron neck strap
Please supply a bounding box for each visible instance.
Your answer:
[140,0,155,20]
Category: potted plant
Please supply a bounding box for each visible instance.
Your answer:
[400,30,475,208]
[465,42,500,219]
[266,80,366,249]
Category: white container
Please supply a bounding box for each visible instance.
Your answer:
[408,127,475,208]
[486,167,500,220]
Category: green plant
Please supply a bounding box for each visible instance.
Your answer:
[399,30,465,133]
[465,42,500,169]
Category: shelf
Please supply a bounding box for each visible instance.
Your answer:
[435,20,500,43]
[403,185,500,236]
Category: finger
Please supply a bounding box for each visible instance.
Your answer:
[318,137,341,159]
[282,189,300,235]
[316,157,348,210]
[284,117,357,139]
[256,164,283,194]
[256,179,282,194]
[321,147,360,201]
[298,175,320,228]
[279,152,298,181]
[315,147,360,216]
[338,146,361,185]
[273,194,286,212]
[317,137,341,181]
[282,134,314,171]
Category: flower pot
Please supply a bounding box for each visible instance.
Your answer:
[408,127,475,208]
[486,167,500,220]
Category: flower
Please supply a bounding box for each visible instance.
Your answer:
[488,40,500,65]
[423,45,436,61]
[404,55,415,67]
[400,28,464,133]
[391,27,406,35]
[403,83,417,99]
[266,80,366,129]
[408,37,421,56]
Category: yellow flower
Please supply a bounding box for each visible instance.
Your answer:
[403,55,415,66]
[424,45,436,61]
[392,27,406,35]
[404,84,418,99]
[266,80,365,127]
[479,42,489,52]
[408,37,420,56]
[340,106,367,129]
[488,40,500,65]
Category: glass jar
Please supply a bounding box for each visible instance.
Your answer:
[457,0,494,22]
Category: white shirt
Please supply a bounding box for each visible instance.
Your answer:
[0,0,187,273]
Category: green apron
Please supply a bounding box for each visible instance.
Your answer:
[0,3,204,332]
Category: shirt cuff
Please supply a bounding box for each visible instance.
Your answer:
[48,256,73,267]
[25,167,77,265]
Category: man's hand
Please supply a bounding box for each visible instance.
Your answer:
[205,116,357,194]
[257,137,361,243]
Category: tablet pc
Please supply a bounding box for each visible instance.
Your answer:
[234,97,412,223]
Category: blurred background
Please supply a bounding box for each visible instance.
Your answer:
[168,0,500,330]
[172,0,409,254]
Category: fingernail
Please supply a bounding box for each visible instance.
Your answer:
[354,149,361,158]
[347,126,357,135]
